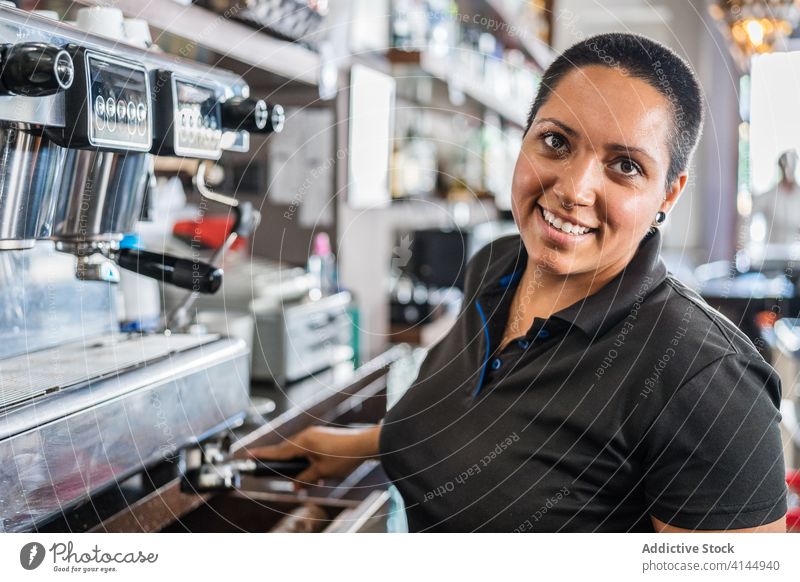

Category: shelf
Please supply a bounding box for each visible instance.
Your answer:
[418,50,529,127]
[484,0,555,71]
[454,0,555,72]
[74,0,320,86]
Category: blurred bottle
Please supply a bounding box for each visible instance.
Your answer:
[117,234,161,332]
[391,121,437,199]
[307,232,338,299]
[788,470,800,533]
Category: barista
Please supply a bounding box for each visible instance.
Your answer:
[752,150,800,245]
[250,33,787,533]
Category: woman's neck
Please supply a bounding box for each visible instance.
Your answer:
[515,253,630,320]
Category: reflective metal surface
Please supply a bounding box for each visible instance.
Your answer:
[0,5,259,535]
[0,242,114,359]
[251,291,354,384]
[52,150,148,244]
[0,334,250,532]
[0,332,216,411]
[0,125,65,249]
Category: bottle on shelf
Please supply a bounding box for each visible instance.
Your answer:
[307,232,338,300]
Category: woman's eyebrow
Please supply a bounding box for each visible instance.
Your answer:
[605,143,655,164]
[535,118,578,137]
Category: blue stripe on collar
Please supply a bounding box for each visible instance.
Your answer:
[498,269,524,289]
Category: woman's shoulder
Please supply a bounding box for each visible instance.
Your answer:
[629,273,781,429]
[644,272,766,362]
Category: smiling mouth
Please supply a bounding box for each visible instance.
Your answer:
[538,205,598,236]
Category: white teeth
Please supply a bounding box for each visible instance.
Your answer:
[541,207,592,236]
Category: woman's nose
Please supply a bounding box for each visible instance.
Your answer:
[557,157,601,207]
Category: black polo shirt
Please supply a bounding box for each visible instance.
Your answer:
[379,229,787,532]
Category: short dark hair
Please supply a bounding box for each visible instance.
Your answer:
[526,33,704,187]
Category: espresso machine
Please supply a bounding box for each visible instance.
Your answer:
[0,6,282,532]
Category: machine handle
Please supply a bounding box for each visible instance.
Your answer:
[0,42,74,96]
[232,201,257,239]
[221,98,284,134]
[240,457,311,478]
[117,249,223,294]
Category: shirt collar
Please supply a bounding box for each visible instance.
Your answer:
[480,229,668,338]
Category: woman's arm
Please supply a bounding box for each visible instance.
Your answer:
[247,425,382,486]
[643,354,787,532]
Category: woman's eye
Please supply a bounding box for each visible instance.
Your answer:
[611,159,642,177]
[543,133,568,152]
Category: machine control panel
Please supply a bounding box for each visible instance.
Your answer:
[86,51,151,150]
[47,47,152,152]
[153,71,223,159]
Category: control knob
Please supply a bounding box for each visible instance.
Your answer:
[221,98,284,134]
[0,42,74,97]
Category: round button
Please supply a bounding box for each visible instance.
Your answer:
[54,50,74,90]
[491,358,502,370]
[127,102,137,123]
[117,100,127,122]
[538,329,550,339]
[253,99,269,130]
[106,98,116,120]
[94,96,105,119]
[137,103,147,123]
[516,339,530,349]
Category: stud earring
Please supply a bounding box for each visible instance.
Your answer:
[653,210,667,226]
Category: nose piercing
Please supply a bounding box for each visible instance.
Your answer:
[561,200,574,210]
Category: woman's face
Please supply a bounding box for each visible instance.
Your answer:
[511,65,687,279]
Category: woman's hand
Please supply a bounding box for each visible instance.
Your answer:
[246,425,381,488]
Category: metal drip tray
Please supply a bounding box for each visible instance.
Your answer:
[0,333,250,532]
[0,333,217,410]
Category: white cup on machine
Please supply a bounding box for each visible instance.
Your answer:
[123,18,153,49]
[75,6,125,40]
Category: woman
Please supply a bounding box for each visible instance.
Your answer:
[251,33,788,532]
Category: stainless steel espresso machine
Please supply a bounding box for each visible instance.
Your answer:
[0,6,282,533]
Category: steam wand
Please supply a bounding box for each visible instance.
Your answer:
[164,162,260,332]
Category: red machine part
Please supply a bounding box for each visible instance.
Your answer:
[173,215,246,251]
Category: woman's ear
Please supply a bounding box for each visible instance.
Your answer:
[662,172,688,213]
